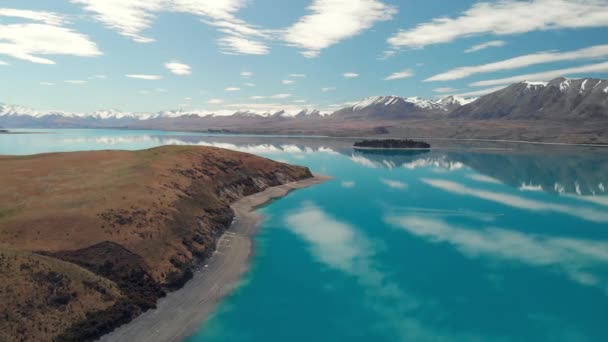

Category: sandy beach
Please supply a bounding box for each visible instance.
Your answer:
[98,174,329,342]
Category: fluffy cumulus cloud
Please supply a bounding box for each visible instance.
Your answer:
[0,8,101,64]
[384,69,414,81]
[428,44,608,82]
[164,61,191,75]
[283,0,396,57]
[388,0,608,49]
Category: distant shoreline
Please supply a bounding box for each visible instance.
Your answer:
[353,146,432,151]
[98,174,330,342]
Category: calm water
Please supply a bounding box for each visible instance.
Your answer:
[3,129,608,341]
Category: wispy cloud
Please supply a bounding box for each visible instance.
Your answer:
[388,0,608,49]
[343,72,359,78]
[165,61,192,75]
[385,69,414,81]
[464,40,506,53]
[0,8,101,64]
[249,96,266,100]
[428,44,608,82]
[471,61,608,87]
[288,74,306,78]
[225,87,241,91]
[322,87,336,92]
[207,98,224,104]
[432,87,457,93]
[283,0,396,57]
[218,35,269,55]
[244,82,256,87]
[240,71,253,77]
[125,74,162,80]
[40,82,55,86]
[64,80,87,84]
[282,79,294,84]
[271,93,291,99]
[71,0,270,55]
[450,85,509,98]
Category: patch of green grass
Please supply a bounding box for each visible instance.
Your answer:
[0,206,23,220]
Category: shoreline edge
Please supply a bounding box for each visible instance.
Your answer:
[98,174,331,342]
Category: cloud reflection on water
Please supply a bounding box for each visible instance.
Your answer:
[422,178,608,223]
[385,215,608,290]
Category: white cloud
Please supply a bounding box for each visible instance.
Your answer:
[225,87,241,91]
[282,79,294,85]
[0,9,101,64]
[71,0,270,55]
[288,73,306,78]
[165,61,192,75]
[471,61,608,87]
[294,99,307,103]
[0,8,65,26]
[464,40,506,53]
[65,80,87,84]
[40,82,55,86]
[217,36,269,55]
[91,74,107,79]
[0,60,7,66]
[240,71,253,77]
[384,69,414,81]
[271,93,291,99]
[322,87,336,92]
[388,0,608,49]
[450,85,509,98]
[382,179,407,189]
[244,82,256,87]
[432,87,457,93]
[249,96,266,100]
[125,74,162,80]
[283,0,396,57]
[428,44,608,82]
[207,98,224,104]
[343,72,359,78]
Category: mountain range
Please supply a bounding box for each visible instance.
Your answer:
[2,77,607,130]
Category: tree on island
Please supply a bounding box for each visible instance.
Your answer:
[354,139,431,149]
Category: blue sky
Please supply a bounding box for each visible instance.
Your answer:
[1,0,608,113]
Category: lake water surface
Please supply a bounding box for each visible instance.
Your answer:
[2,129,608,341]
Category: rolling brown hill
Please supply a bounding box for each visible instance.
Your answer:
[0,146,312,342]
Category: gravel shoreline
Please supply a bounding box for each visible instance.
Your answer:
[98,174,330,342]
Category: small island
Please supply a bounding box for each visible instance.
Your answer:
[0,129,9,133]
[354,139,431,149]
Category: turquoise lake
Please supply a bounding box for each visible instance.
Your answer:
[2,129,608,341]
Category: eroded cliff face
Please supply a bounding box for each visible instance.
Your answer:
[0,146,312,342]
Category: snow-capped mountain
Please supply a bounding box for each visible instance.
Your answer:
[3,77,608,129]
[451,77,608,119]
[332,95,476,119]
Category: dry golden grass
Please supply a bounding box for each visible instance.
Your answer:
[0,145,312,341]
